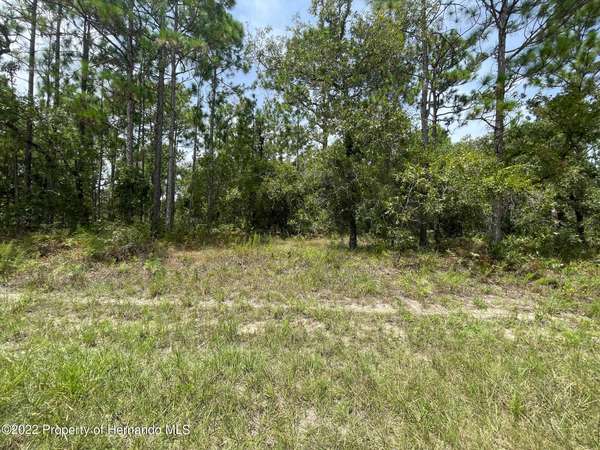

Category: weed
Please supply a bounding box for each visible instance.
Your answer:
[0,241,25,280]
[1,237,598,449]
[472,297,488,310]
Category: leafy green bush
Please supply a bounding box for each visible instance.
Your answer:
[74,224,152,262]
[24,229,71,257]
[113,166,152,222]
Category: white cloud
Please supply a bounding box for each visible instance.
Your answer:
[233,0,311,34]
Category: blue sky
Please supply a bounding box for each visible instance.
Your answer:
[233,0,369,33]
[231,0,487,142]
[233,0,312,34]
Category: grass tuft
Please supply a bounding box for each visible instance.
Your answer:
[0,237,598,448]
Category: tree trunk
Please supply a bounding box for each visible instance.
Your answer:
[139,60,146,178]
[24,0,38,198]
[151,11,167,237]
[80,19,90,95]
[419,0,430,148]
[96,141,104,220]
[431,90,439,145]
[344,133,358,250]
[491,3,508,245]
[109,143,116,221]
[192,84,201,176]
[43,28,51,111]
[188,83,201,219]
[418,0,430,248]
[419,220,428,248]
[206,66,218,227]
[138,61,145,166]
[433,217,441,249]
[12,149,18,221]
[349,212,357,250]
[76,16,92,225]
[126,15,135,166]
[165,2,178,231]
[96,80,106,220]
[570,195,586,246]
[573,207,586,246]
[53,4,62,108]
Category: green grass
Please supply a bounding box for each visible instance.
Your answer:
[1,237,599,448]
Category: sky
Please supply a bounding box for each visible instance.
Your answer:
[232,0,313,35]
[230,0,488,142]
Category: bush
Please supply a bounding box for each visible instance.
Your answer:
[113,166,152,222]
[74,224,152,262]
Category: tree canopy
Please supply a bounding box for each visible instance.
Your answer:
[1,0,599,257]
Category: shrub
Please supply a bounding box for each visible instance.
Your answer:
[74,224,152,262]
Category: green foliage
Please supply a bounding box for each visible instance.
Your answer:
[315,141,362,234]
[144,256,167,297]
[0,241,25,280]
[367,141,531,249]
[74,224,152,262]
[113,166,152,222]
[244,161,305,233]
[0,0,598,260]
[503,87,600,257]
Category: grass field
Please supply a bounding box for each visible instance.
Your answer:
[1,237,599,449]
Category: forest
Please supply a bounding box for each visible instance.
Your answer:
[0,0,597,256]
[1,0,600,448]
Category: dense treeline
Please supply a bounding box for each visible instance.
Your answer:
[0,0,599,257]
